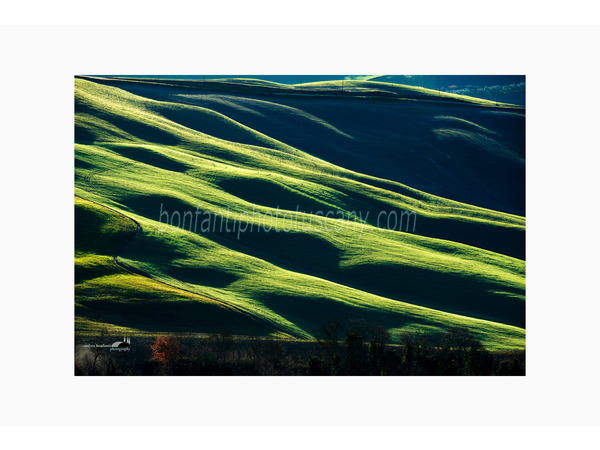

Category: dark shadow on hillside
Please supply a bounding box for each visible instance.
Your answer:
[75,125,96,143]
[105,144,190,173]
[75,200,137,256]
[260,293,420,338]
[119,195,343,280]
[338,264,525,328]
[328,185,525,260]
[216,177,334,212]
[75,157,94,169]
[228,229,343,276]
[417,215,525,261]
[76,299,271,335]
[156,106,279,150]
[166,266,240,289]
[120,195,196,225]
[75,99,180,146]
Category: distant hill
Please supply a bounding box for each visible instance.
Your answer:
[96,75,525,106]
[368,75,525,106]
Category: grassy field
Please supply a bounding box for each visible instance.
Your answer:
[75,76,525,351]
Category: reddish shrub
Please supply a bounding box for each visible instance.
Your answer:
[150,335,182,366]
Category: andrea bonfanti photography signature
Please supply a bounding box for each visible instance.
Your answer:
[82,337,131,352]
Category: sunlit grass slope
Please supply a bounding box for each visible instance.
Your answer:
[75,196,277,336]
[74,76,525,350]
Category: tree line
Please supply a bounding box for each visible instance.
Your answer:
[75,322,525,376]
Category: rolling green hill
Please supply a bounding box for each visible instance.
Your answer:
[83,75,525,216]
[75,76,525,351]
